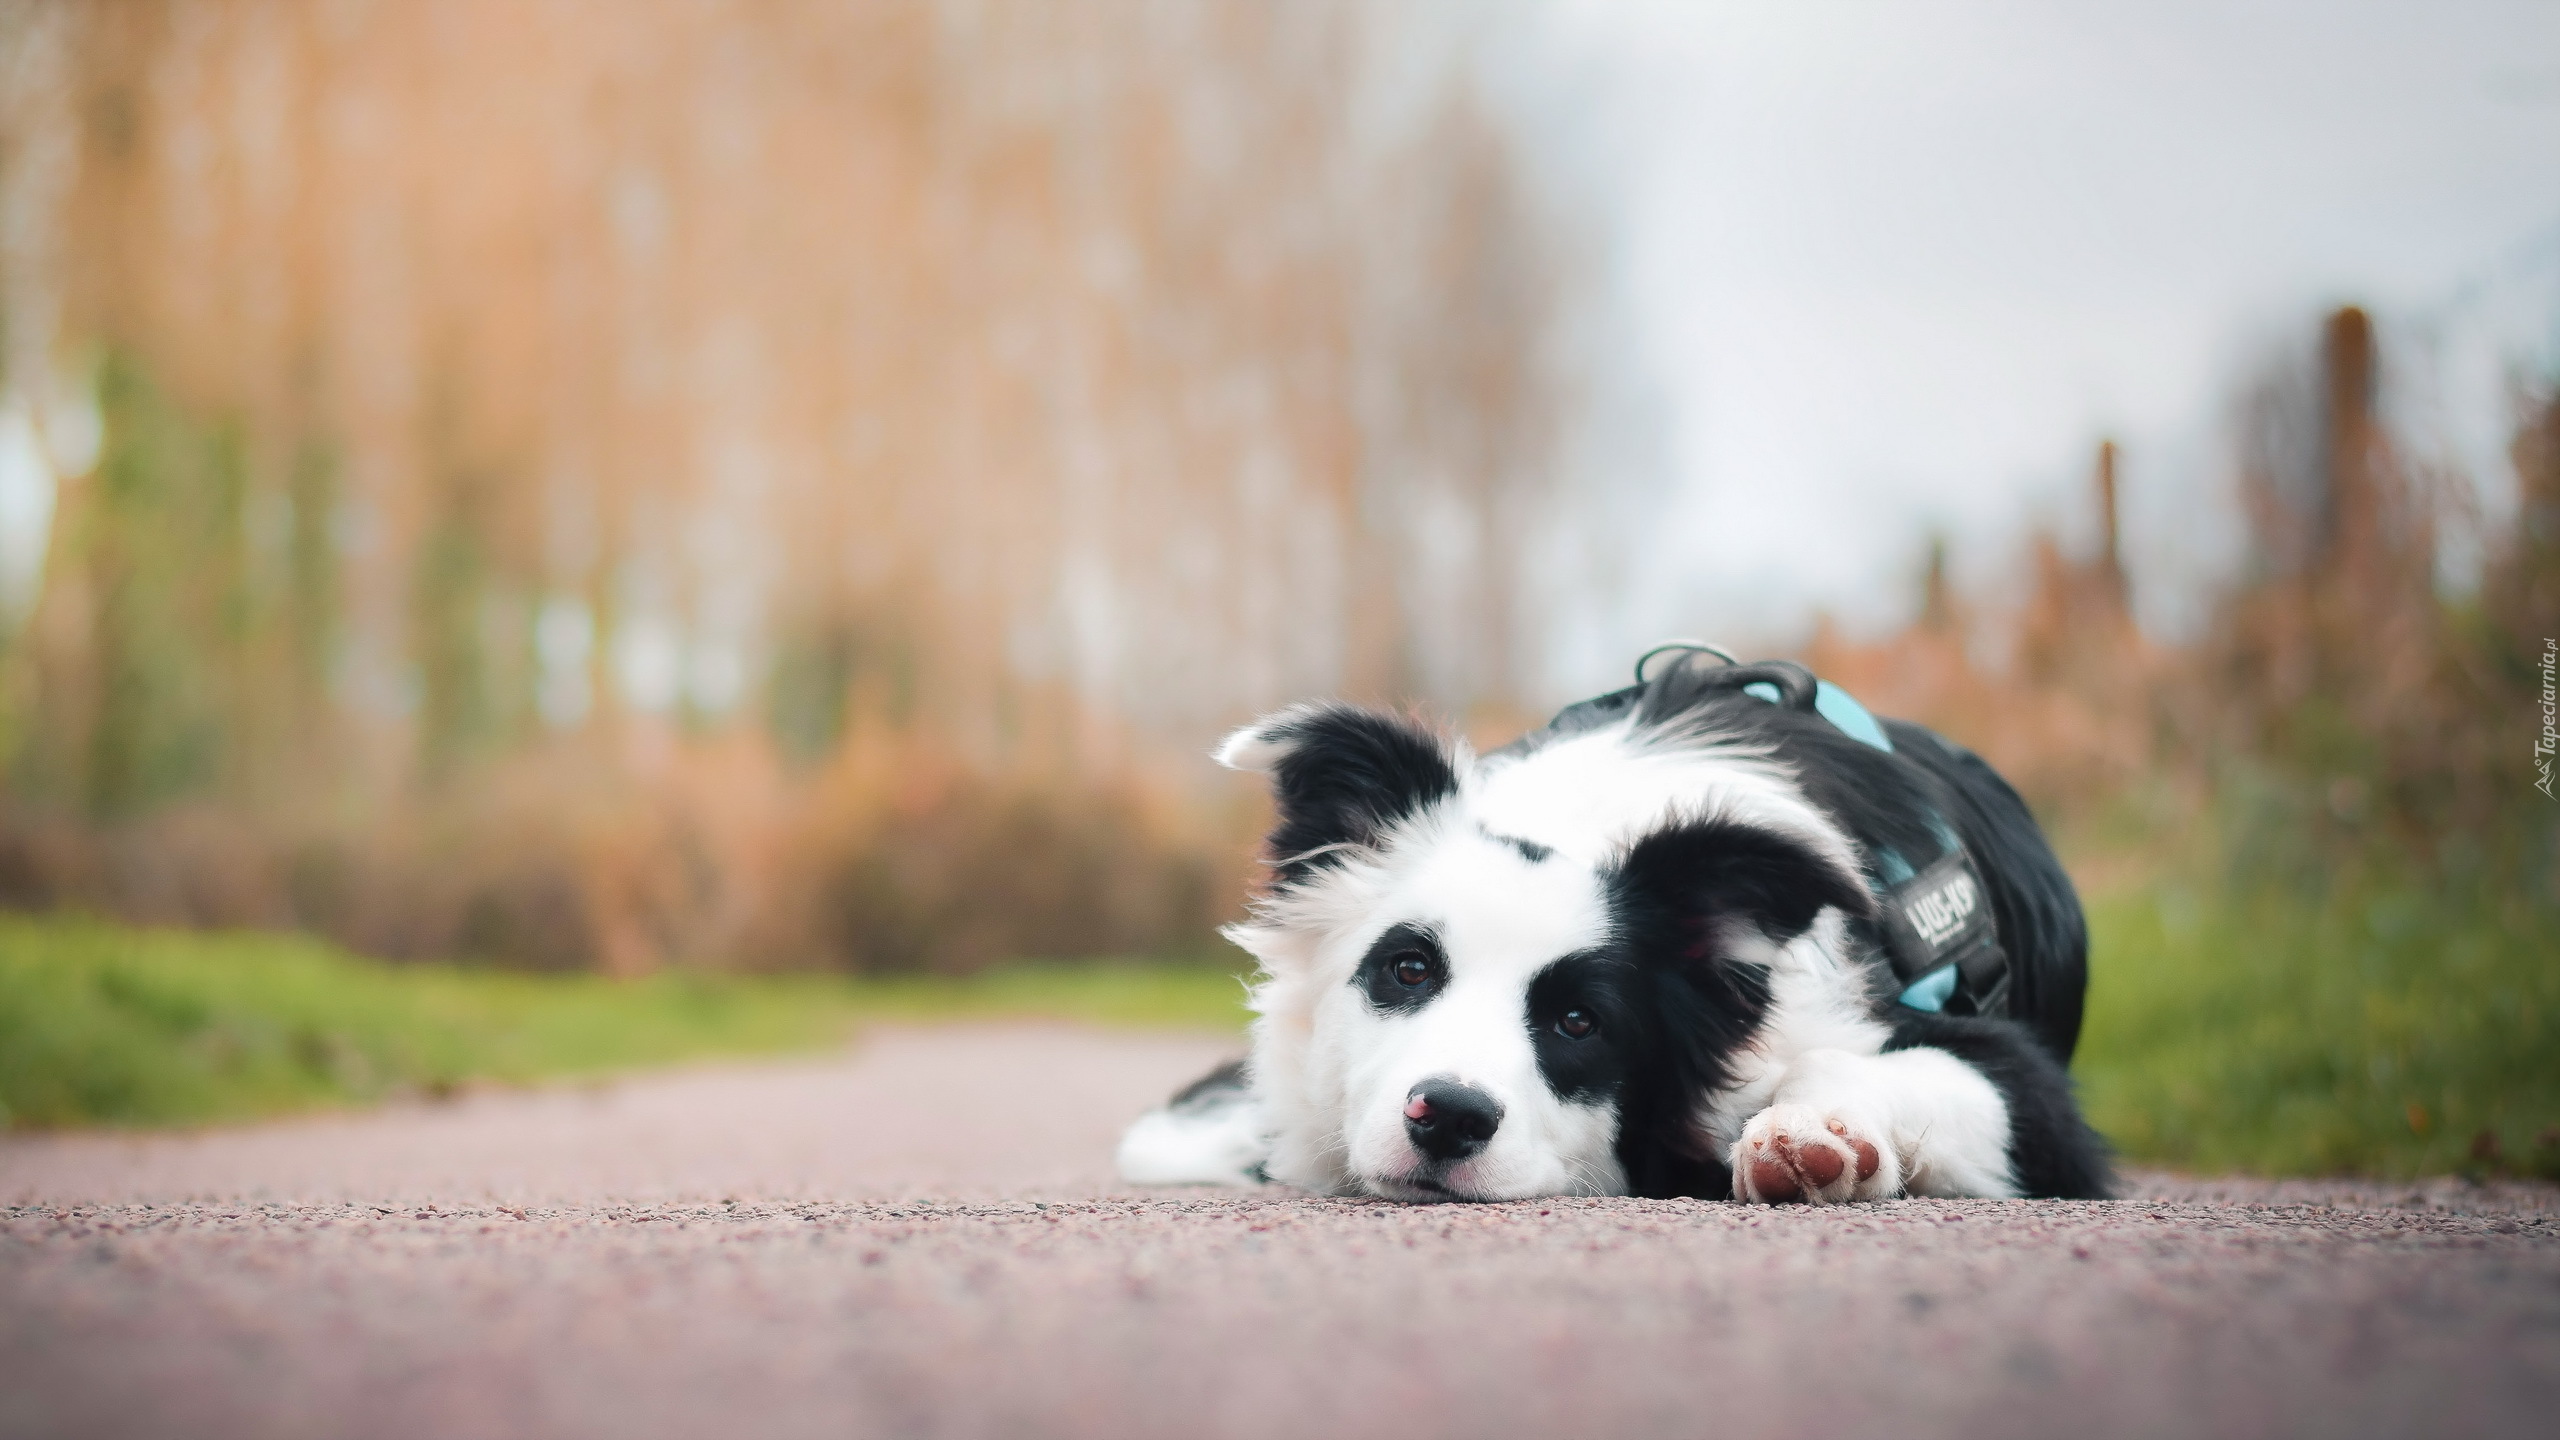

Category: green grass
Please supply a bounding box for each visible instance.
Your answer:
[13,878,2554,1182]
[2075,876,2560,1179]
[0,915,1249,1130]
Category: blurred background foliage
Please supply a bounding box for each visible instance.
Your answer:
[1806,311,2560,1179]
[0,0,1597,975]
[0,0,2551,1177]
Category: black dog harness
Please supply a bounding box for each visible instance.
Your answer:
[1518,644,2012,1019]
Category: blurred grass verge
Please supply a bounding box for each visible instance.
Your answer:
[2077,869,2559,1181]
[8,885,2552,1182]
[0,915,1249,1131]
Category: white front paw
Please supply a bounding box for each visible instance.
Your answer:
[1730,1103,1898,1204]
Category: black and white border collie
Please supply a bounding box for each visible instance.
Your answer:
[1118,651,2111,1204]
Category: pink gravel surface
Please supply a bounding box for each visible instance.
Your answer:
[2,1023,2555,1440]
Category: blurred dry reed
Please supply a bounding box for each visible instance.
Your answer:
[1809,306,2558,891]
[0,0,1607,970]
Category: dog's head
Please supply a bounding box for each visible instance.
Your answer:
[1219,702,1872,1201]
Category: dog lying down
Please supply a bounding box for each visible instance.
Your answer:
[1118,649,2111,1204]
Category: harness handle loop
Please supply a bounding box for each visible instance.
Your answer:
[1635,642,1821,713]
[1633,639,1740,683]
[1701,661,1821,711]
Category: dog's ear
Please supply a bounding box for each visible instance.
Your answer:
[1605,817,1873,1194]
[1609,815,1872,956]
[1217,704,1458,888]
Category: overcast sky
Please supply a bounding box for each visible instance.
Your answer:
[1503,0,2560,682]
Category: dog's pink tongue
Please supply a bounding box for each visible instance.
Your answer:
[1404,1095,1433,1121]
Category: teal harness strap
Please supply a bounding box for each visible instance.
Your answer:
[1732,667,2003,1016]
[1741,678,1894,753]
[1898,964,1961,1011]
[1814,681,1894,752]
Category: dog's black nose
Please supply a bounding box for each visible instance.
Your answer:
[1404,1078,1503,1162]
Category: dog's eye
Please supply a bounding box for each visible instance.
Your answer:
[1555,1007,1598,1040]
[1391,952,1437,988]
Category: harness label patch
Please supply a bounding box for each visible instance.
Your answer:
[1878,846,2008,1016]
[1906,870,1979,949]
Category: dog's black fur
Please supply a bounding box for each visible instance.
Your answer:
[1253,706,1459,891]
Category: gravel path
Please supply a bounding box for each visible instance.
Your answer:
[3,1024,2555,1440]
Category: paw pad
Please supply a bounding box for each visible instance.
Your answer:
[1828,1118,1883,1182]
[1733,1106,1890,1205]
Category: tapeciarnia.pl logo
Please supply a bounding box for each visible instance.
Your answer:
[2538,638,2557,800]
